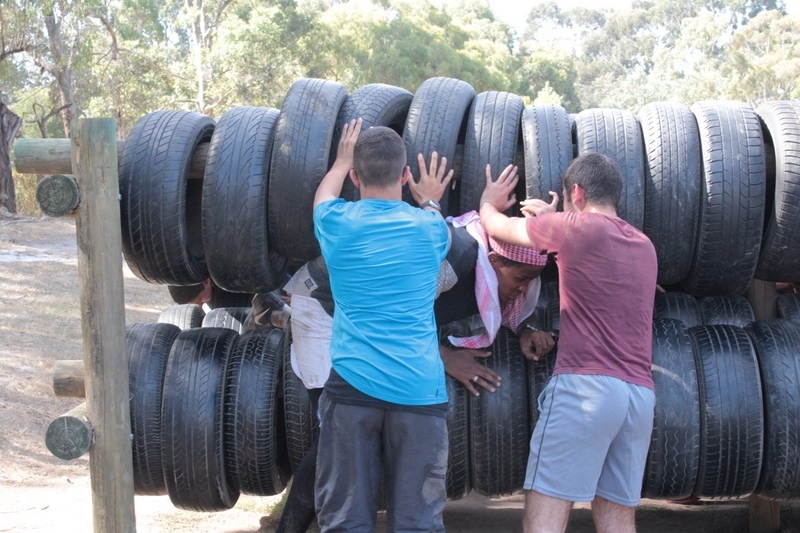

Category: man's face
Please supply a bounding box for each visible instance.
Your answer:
[491,258,544,305]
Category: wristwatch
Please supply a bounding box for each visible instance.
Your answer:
[420,199,442,212]
[524,323,540,333]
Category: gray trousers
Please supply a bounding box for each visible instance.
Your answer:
[315,392,448,533]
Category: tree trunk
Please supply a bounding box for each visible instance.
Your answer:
[0,103,22,213]
[44,11,77,138]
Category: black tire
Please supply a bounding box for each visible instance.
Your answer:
[527,346,557,431]
[268,79,348,265]
[446,375,471,500]
[684,102,766,297]
[653,292,702,328]
[689,325,763,498]
[639,102,702,285]
[747,320,800,500]
[522,104,572,204]
[158,304,205,330]
[747,279,778,321]
[119,111,214,284]
[162,327,239,511]
[224,329,291,496]
[469,327,529,496]
[575,108,645,230]
[755,101,800,282]
[460,91,524,213]
[127,322,181,496]
[777,294,800,325]
[568,113,578,158]
[208,287,253,309]
[546,297,560,335]
[642,319,700,500]
[336,84,414,202]
[403,77,476,216]
[532,282,558,331]
[202,106,287,293]
[698,296,755,327]
[202,307,250,333]
[282,322,317,474]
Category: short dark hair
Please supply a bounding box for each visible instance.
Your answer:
[353,126,407,188]
[562,153,623,207]
[168,283,204,304]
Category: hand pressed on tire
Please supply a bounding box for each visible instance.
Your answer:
[439,344,501,397]
[518,328,555,361]
[410,151,454,208]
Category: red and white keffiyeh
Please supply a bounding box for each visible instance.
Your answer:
[446,211,546,349]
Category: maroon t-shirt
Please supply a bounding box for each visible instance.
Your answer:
[526,211,657,389]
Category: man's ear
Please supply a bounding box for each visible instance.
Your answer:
[571,183,585,209]
[487,251,501,267]
[349,168,360,188]
[400,165,411,186]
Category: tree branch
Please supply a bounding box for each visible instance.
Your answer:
[86,12,118,60]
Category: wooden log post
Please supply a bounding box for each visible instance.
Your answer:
[746,278,781,533]
[53,360,86,398]
[72,118,136,533]
[13,138,209,180]
[45,402,93,459]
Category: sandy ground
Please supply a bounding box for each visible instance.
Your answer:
[3,214,800,532]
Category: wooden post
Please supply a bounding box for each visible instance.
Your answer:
[13,137,209,180]
[53,360,86,398]
[72,118,136,533]
[746,278,781,533]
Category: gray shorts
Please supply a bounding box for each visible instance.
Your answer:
[524,373,655,507]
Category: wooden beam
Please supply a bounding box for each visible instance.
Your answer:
[72,119,136,533]
[53,360,86,398]
[45,402,93,459]
[749,495,781,533]
[12,137,209,179]
[745,278,781,533]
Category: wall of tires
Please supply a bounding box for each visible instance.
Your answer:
[119,77,800,508]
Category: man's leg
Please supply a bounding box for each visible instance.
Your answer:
[523,490,572,533]
[591,495,635,533]
[315,394,383,532]
[276,436,319,533]
[276,389,322,533]
[382,409,448,533]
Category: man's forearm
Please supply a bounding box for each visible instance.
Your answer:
[479,201,533,248]
[314,162,350,207]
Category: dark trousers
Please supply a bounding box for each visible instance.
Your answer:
[276,388,322,533]
[315,392,448,533]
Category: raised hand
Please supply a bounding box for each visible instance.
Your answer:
[479,163,519,212]
[520,191,559,218]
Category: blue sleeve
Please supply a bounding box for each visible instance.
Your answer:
[313,198,347,245]
[433,216,450,262]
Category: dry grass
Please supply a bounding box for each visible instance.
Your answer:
[0,214,282,531]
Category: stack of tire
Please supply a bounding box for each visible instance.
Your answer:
[127,322,290,510]
[117,77,800,506]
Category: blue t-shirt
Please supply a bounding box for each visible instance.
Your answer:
[313,198,450,405]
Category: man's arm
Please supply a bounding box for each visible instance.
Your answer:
[479,164,558,247]
[314,118,362,208]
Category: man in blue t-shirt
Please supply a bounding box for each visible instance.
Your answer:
[312,118,453,531]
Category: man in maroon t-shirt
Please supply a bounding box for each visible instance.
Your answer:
[479,152,657,533]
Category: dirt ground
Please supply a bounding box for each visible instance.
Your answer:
[2,214,800,532]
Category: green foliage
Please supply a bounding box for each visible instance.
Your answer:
[0,0,793,143]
